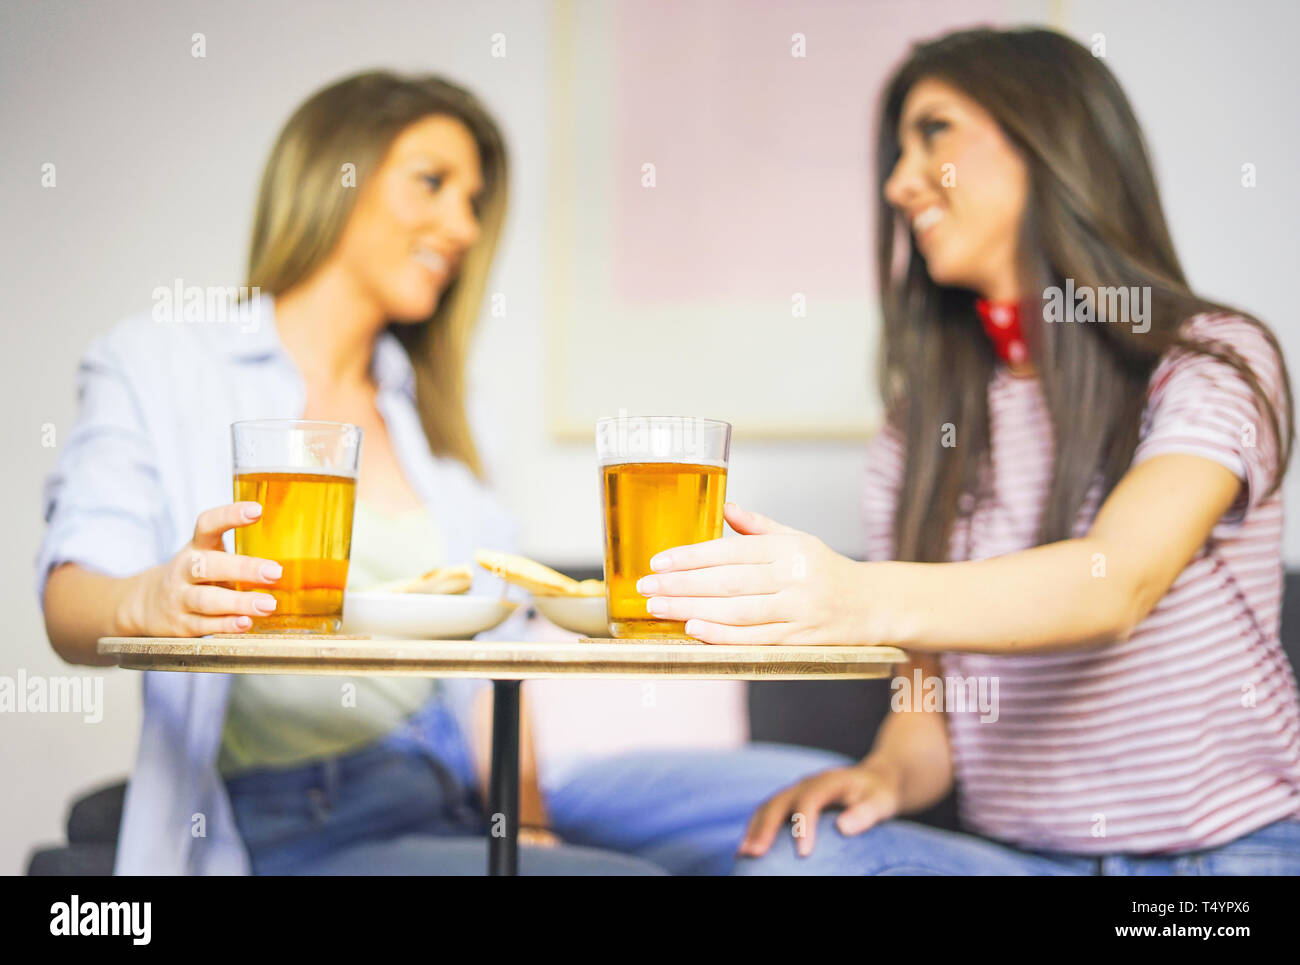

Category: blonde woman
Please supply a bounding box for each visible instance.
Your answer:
[37,72,662,875]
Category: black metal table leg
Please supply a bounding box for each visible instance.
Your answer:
[488,679,521,876]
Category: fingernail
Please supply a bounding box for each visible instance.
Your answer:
[649,552,671,571]
[637,576,659,595]
[235,616,252,629]
[243,503,262,521]
[256,594,277,613]
[685,620,701,636]
[261,562,283,581]
[647,597,667,617]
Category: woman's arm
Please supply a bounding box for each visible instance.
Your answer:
[42,503,281,666]
[44,564,155,666]
[867,655,955,809]
[642,452,1241,653]
[38,328,282,665]
[876,452,1242,653]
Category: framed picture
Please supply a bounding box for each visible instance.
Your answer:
[544,0,1006,439]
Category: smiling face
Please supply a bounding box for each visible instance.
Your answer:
[883,77,1029,301]
[333,114,485,322]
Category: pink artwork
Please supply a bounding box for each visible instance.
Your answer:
[612,0,1004,304]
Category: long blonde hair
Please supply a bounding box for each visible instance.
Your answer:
[246,70,508,479]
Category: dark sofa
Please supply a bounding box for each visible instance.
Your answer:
[27,570,1300,874]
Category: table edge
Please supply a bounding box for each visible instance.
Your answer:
[96,636,907,681]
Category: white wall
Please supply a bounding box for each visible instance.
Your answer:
[1057,0,1300,559]
[2,0,1297,874]
[0,0,560,877]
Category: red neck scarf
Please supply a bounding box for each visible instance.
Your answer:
[975,298,1028,365]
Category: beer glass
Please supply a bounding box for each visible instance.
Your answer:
[231,420,362,632]
[596,415,730,638]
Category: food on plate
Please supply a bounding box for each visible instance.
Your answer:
[365,563,473,595]
[474,550,604,597]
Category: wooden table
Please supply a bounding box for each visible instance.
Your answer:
[98,635,905,875]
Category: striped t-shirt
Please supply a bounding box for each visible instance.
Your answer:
[863,313,1300,854]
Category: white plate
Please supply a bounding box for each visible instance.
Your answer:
[341,592,517,640]
[532,595,609,638]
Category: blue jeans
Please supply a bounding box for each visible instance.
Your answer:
[734,813,1300,876]
[545,744,852,875]
[225,698,664,875]
[225,698,847,875]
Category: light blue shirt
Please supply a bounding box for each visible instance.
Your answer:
[36,294,522,875]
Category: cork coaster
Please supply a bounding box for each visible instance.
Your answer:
[578,636,707,645]
[209,633,372,640]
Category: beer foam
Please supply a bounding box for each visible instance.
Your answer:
[597,456,727,469]
[234,465,357,479]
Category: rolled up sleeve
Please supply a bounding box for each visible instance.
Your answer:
[36,331,168,604]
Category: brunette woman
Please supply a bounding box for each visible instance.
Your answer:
[643,28,1300,874]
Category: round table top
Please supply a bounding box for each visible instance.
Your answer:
[97,635,906,681]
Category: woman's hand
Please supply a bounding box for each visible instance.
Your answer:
[115,501,283,637]
[636,502,871,645]
[737,758,903,859]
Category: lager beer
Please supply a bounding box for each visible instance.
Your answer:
[231,420,362,633]
[601,461,726,637]
[596,416,731,639]
[233,470,356,632]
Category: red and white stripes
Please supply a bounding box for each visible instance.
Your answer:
[864,313,1300,854]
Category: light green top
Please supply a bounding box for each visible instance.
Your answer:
[217,499,444,774]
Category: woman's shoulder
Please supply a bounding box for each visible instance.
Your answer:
[89,294,271,374]
[1178,310,1277,348]
[1149,311,1286,394]
[1138,310,1290,520]
[1172,311,1281,363]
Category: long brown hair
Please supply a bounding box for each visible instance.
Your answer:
[875,28,1293,562]
[246,70,508,479]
